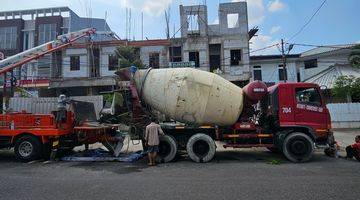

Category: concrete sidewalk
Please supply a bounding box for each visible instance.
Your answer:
[333,128,360,147]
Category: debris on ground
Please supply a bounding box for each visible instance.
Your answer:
[60,148,145,162]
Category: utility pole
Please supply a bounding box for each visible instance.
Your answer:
[281,39,287,83]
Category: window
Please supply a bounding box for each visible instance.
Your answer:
[108,54,118,71]
[70,56,80,71]
[0,26,17,50]
[253,66,262,81]
[149,53,160,68]
[169,46,182,62]
[230,50,241,66]
[295,87,321,106]
[227,13,239,28]
[304,59,318,69]
[38,23,57,44]
[189,51,200,68]
[278,65,287,81]
[187,14,199,31]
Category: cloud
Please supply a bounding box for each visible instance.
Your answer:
[142,0,173,16]
[268,0,285,12]
[270,26,281,34]
[232,0,265,27]
[250,34,280,55]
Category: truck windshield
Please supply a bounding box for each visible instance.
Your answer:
[295,87,322,106]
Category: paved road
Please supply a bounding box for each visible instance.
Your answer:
[0,148,359,200]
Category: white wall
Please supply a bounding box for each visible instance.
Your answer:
[327,103,360,128]
[62,48,88,78]
[101,46,117,76]
[251,60,298,83]
[140,46,168,68]
[299,54,349,81]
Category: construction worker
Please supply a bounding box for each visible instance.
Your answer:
[345,135,360,161]
[144,118,164,166]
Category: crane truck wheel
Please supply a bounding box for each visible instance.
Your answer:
[14,135,42,162]
[156,135,178,163]
[282,132,314,163]
[186,133,216,163]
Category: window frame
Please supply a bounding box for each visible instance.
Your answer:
[304,59,318,69]
[0,26,18,50]
[253,65,262,81]
[70,56,80,71]
[189,51,200,68]
[108,54,118,71]
[278,65,287,81]
[295,87,322,107]
[230,49,242,66]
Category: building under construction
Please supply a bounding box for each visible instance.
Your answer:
[0,2,251,97]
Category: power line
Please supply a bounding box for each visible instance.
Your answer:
[288,0,327,42]
[291,43,355,49]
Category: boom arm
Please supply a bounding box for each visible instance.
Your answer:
[0,28,97,75]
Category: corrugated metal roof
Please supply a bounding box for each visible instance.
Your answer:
[301,44,357,57]
[304,65,360,88]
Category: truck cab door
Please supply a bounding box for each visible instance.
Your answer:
[294,86,328,136]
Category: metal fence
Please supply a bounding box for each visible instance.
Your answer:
[327,103,360,128]
[9,96,104,119]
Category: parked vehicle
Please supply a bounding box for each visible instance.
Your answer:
[108,67,334,163]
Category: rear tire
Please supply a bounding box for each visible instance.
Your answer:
[14,135,42,162]
[282,132,314,163]
[186,133,216,163]
[156,135,177,163]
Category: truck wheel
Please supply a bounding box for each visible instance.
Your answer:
[282,132,314,163]
[14,135,42,162]
[156,135,177,163]
[186,133,216,163]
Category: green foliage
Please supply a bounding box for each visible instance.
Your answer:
[266,159,282,165]
[349,44,360,68]
[332,75,360,102]
[102,93,113,105]
[115,46,144,69]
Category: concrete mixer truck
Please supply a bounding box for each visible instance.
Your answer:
[103,67,334,163]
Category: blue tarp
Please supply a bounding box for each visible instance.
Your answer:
[60,149,145,163]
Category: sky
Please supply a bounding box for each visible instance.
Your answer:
[1,0,359,55]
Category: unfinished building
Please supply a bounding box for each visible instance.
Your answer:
[174,2,250,84]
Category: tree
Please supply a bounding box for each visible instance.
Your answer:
[332,75,360,102]
[349,44,360,68]
[114,46,144,69]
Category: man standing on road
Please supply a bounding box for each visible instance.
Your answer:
[145,118,164,166]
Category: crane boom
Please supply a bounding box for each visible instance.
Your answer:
[0,28,96,75]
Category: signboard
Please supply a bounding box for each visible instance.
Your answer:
[0,52,4,60]
[169,61,196,68]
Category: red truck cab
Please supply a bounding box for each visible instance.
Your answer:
[269,83,331,141]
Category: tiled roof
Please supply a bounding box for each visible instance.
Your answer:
[304,64,360,88]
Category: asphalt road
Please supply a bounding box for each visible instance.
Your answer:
[0,148,359,200]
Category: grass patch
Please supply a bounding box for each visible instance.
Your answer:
[266,159,282,165]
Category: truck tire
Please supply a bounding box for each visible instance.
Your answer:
[156,135,177,163]
[282,132,314,163]
[14,135,42,162]
[186,133,216,163]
